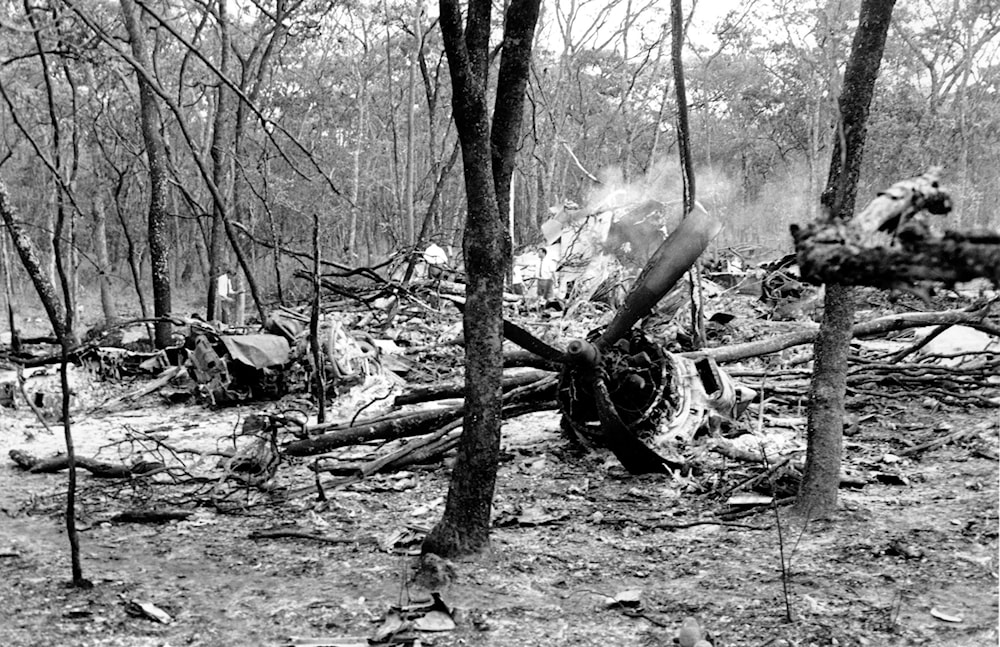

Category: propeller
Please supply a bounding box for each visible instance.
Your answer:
[502,207,723,473]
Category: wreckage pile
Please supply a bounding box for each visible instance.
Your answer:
[3,173,999,514]
[3,252,997,520]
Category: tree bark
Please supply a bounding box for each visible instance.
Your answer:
[120,0,172,348]
[796,0,896,517]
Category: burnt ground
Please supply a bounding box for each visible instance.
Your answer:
[0,376,997,647]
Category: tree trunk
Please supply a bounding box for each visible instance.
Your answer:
[0,182,67,340]
[795,0,896,517]
[1,231,19,351]
[0,178,84,586]
[491,0,540,231]
[404,2,421,247]
[120,0,172,348]
[206,0,233,320]
[348,79,366,258]
[422,0,540,559]
[232,2,289,305]
[84,64,118,326]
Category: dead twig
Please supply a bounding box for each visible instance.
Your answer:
[248,529,376,545]
[897,426,981,457]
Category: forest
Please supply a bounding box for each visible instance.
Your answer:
[0,1,998,646]
[0,0,996,328]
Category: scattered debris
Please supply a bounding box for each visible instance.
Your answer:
[604,589,643,609]
[124,599,172,624]
[929,608,964,623]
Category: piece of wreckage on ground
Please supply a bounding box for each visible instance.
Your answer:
[79,310,385,408]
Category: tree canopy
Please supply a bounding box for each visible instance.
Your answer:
[0,0,996,321]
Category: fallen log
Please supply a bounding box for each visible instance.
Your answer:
[284,408,462,456]
[281,399,558,499]
[9,449,163,479]
[354,419,463,476]
[394,368,553,406]
[687,304,995,364]
[248,528,377,545]
[503,349,561,371]
[284,388,558,458]
[109,509,193,523]
[89,365,187,414]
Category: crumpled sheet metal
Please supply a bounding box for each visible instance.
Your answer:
[657,354,756,447]
[219,334,291,369]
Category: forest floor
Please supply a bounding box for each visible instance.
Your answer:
[0,292,997,647]
[0,380,997,646]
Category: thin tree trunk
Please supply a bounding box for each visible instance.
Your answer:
[1,228,19,351]
[121,0,172,348]
[207,0,233,320]
[348,80,366,257]
[405,2,421,246]
[310,210,326,422]
[0,179,84,585]
[85,64,118,324]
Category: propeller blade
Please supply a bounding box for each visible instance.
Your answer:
[446,296,565,362]
[590,370,681,474]
[598,206,722,349]
[502,318,564,363]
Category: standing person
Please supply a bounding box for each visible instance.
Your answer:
[510,263,525,296]
[422,241,448,306]
[423,241,448,282]
[216,267,238,324]
[536,247,557,307]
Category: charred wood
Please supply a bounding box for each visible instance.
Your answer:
[394,368,554,406]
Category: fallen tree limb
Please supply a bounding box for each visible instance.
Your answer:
[284,408,464,456]
[109,509,193,523]
[687,304,995,364]
[9,449,163,479]
[794,224,1000,288]
[316,419,464,477]
[394,368,553,406]
[89,365,187,414]
[248,528,377,545]
[897,424,984,457]
[282,400,558,498]
[284,394,558,458]
[503,349,562,371]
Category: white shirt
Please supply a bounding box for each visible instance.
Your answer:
[217,273,234,300]
[423,243,448,266]
[538,255,558,281]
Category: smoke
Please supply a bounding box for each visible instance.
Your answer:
[572,155,817,262]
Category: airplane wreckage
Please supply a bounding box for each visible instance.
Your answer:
[3,201,759,483]
[5,169,997,491]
